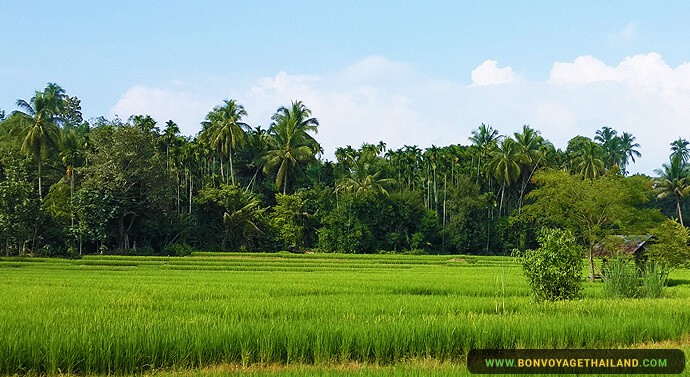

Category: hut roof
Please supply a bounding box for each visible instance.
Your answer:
[592,235,652,258]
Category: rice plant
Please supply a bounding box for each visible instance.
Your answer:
[0,253,687,375]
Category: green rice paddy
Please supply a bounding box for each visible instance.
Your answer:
[0,252,688,376]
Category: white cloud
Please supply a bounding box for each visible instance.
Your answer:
[470,60,519,86]
[110,85,215,136]
[110,53,690,175]
[550,52,690,93]
[610,22,638,42]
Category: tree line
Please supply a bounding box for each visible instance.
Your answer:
[0,83,689,259]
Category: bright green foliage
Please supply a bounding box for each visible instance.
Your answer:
[270,193,306,252]
[646,219,690,279]
[519,170,663,281]
[515,228,584,301]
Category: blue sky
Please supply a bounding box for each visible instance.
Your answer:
[2,1,690,174]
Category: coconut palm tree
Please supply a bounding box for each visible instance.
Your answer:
[488,137,523,215]
[573,141,606,179]
[594,126,623,169]
[262,101,320,194]
[619,132,641,175]
[670,138,690,164]
[469,123,501,184]
[200,100,249,185]
[654,155,690,227]
[10,84,66,197]
[336,150,395,197]
[514,125,546,210]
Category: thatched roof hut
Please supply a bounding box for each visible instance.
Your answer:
[592,235,653,264]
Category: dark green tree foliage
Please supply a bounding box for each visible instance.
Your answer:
[77,122,173,252]
[515,228,584,301]
[6,84,689,257]
[270,193,307,252]
[193,185,266,251]
[0,156,41,255]
[444,174,495,254]
[318,190,434,253]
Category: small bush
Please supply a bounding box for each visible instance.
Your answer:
[162,243,194,257]
[602,256,639,298]
[641,263,665,298]
[514,228,583,301]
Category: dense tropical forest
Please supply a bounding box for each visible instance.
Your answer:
[0,83,688,258]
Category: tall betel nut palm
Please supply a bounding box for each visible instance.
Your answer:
[263,101,320,194]
[10,83,66,198]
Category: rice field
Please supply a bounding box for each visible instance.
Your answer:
[0,252,689,376]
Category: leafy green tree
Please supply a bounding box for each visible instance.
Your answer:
[515,228,584,301]
[444,174,494,254]
[263,101,320,194]
[0,158,40,255]
[520,170,662,281]
[646,219,690,280]
[270,193,307,252]
[78,121,172,252]
[200,100,249,185]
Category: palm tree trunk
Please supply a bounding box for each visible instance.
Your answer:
[588,246,596,282]
[37,158,42,199]
[677,199,685,227]
[229,145,235,186]
[283,168,288,195]
[219,157,224,183]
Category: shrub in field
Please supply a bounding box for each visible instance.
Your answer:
[602,255,640,298]
[646,219,690,282]
[514,228,583,301]
[641,262,665,298]
[162,243,194,256]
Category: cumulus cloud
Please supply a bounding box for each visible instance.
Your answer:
[110,53,690,175]
[110,85,215,135]
[550,52,690,93]
[471,60,519,86]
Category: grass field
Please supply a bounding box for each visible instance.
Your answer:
[0,252,688,376]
